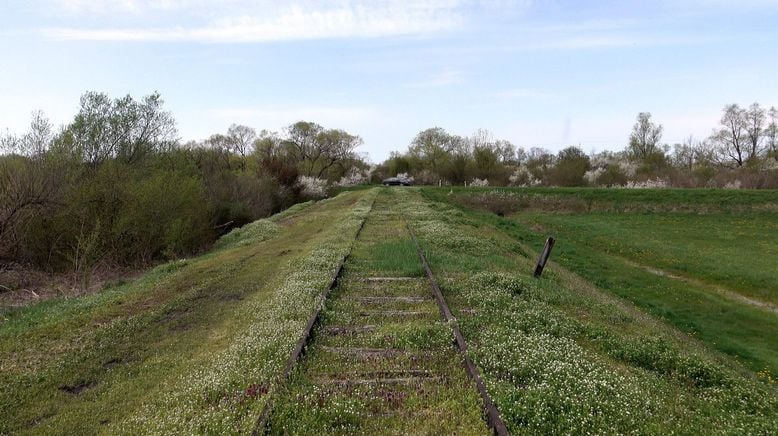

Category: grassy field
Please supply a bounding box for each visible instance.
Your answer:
[430,186,778,378]
[2,186,777,434]
[408,187,777,433]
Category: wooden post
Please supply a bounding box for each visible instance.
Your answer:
[533,237,555,278]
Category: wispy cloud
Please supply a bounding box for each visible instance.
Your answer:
[42,1,467,42]
[409,69,465,88]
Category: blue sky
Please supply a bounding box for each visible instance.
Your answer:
[1,0,777,161]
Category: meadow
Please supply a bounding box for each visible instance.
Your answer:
[432,186,778,378]
[1,186,776,434]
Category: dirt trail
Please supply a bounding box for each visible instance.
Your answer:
[618,258,778,314]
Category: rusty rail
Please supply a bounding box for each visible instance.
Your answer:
[403,215,510,436]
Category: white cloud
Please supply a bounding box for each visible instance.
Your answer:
[41,1,466,42]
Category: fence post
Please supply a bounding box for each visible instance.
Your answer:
[533,237,555,278]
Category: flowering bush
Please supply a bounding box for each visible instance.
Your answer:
[724,179,742,189]
[470,178,489,187]
[298,176,328,198]
[396,172,415,184]
[335,167,372,187]
[583,167,605,185]
[623,178,668,189]
[508,166,541,186]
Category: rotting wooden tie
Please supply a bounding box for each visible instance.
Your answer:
[359,310,427,317]
[315,376,444,386]
[354,296,428,303]
[322,325,377,335]
[321,346,409,357]
[363,277,419,282]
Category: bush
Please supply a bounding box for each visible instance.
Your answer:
[112,171,211,263]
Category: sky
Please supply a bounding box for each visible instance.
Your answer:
[1,0,777,162]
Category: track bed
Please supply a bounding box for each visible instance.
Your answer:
[267,193,490,434]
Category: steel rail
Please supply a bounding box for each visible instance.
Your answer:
[403,214,510,436]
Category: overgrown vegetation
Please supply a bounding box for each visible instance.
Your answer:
[0,189,377,434]
[0,92,371,292]
[2,187,777,433]
[269,192,487,434]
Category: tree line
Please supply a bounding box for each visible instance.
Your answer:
[0,91,367,284]
[3,92,776,286]
[377,103,778,189]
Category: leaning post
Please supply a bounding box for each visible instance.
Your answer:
[533,237,555,278]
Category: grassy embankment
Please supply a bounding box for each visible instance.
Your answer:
[0,189,377,434]
[404,187,777,434]
[433,186,778,378]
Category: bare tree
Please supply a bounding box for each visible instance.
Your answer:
[672,136,696,171]
[59,92,177,166]
[225,124,256,170]
[284,121,324,170]
[766,106,778,161]
[0,114,59,257]
[312,129,362,178]
[628,112,663,161]
[283,121,361,179]
[744,102,766,161]
[711,104,751,167]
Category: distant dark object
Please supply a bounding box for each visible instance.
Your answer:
[382,177,413,186]
[533,237,555,278]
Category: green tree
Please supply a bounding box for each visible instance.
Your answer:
[549,146,590,186]
[628,112,663,161]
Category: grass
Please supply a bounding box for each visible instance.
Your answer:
[0,189,377,434]
[406,187,778,433]
[430,187,778,379]
[3,185,777,434]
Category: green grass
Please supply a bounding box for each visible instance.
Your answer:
[4,185,777,434]
[0,189,377,434]
[429,187,778,377]
[407,187,778,433]
[521,212,778,304]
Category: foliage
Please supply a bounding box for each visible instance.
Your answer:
[0,92,368,287]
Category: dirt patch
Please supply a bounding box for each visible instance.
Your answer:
[0,262,144,309]
[59,381,97,395]
[102,357,125,369]
[218,293,245,302]
[451,193,525,216]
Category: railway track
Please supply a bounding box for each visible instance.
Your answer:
[256,191,507,434]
